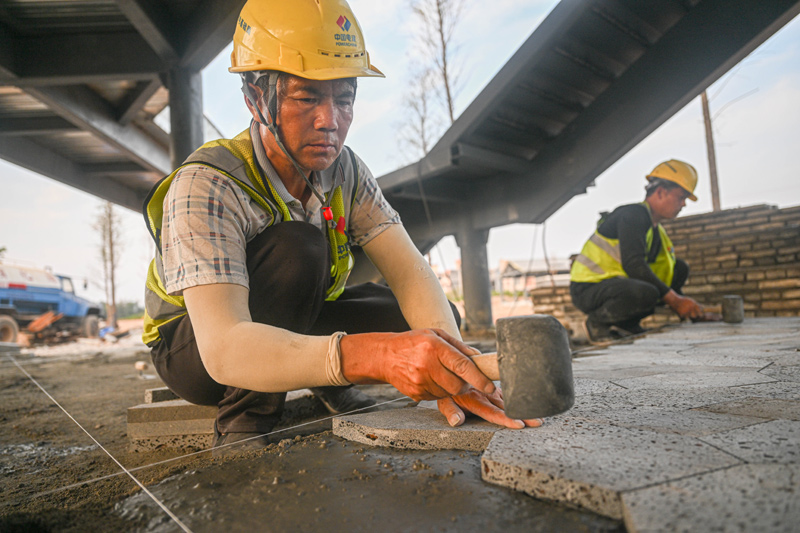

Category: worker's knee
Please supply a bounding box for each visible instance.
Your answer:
[628,283,661,313]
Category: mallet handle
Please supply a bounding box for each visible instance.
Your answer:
[470,352,500,381]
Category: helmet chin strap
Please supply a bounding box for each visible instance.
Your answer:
[241,72,343,214]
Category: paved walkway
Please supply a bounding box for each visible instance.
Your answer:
[335,318,800,532]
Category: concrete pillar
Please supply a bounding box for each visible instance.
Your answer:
[455,228,493,332]
[167,68,204,169]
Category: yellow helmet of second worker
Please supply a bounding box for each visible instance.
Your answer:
[230,0,384,80]
[646,159,698,201]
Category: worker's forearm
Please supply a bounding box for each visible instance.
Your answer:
[391,256,460,337]
[364,225,461,338]
[200,323,349,392]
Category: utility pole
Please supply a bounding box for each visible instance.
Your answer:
[701,91,721,212]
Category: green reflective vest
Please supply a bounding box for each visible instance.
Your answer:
[570,203,676,287]
[141,128,358,345]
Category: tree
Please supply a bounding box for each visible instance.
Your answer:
[410,0,464,125]
[397,0,465,162]
[397,66,439,157]
[0,246,6,258]
[93,202,122,329]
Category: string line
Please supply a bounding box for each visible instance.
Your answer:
[23,388,408,499]
[6,353,194,533]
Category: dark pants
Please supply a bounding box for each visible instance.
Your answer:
[150,222,460,434]
[570,259,689,329]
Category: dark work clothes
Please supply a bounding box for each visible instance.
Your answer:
[571,258,689,328]
[570,203,689,328]
[149,221,460,434]
[597,204,670,296]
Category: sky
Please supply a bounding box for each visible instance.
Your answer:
[1,1,799,307]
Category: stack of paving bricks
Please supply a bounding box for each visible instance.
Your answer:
[127,387,327,451]
[661,203,800,322]
[529,203,800,337]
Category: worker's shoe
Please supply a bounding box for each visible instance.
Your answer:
[309,386,376,415]
[611,320,647,337]
[583,317,614,344]
[212,422,273,458]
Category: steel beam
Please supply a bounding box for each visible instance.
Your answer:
[0,116,77,136]
[0,136,145,211]
[476,0,800,230]
[117,80,162,125]
[180,0,247,71]
[115,0,179,65]
[24,85,171,175]
[1,32,163,86]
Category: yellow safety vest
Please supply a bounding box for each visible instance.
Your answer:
[570,203,676,287]
[141,128,358,345]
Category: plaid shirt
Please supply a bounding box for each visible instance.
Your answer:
[160,123,400,296]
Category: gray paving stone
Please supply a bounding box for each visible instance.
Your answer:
[700,419,800,464]
[332,407,500,451]
[695,397,800,421]
[761,363,800,382]
[569,406,765,437]
[481,419,740,520]
[573,380,800,413]
[622,463,800,533]
[610,368,776,391]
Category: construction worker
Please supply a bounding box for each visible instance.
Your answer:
[142,0,540,452]
[570,159,709,343]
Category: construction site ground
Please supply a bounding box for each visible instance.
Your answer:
[1,312,798,532]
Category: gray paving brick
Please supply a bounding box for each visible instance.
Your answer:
[622,464,800,533]
[761,363,800,382]
[569,406,765,437]
[610,368,776,391]
[333,407,500,451]
[695,397,800,421]
[699,419,800,463]
[481,419,740,519]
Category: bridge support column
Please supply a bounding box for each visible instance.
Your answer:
[167,68,204,169]
[455,228,493,333]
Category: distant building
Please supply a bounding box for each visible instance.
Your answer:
[495,258,572,294]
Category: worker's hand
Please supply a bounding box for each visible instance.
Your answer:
[664,290,704,320]
[437,388,543,429]
[342,328,496,402]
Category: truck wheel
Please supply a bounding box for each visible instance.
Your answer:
[0,315,19,343]
[82,315,100,338]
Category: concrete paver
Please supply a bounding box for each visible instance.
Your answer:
[700,419,800,463]
[695,397,800,421]
[622,464,800,533]
[334,317,800,529]
[332,406,500,451]
[480,419,740,519]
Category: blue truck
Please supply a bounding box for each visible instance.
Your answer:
[0,263,104,343]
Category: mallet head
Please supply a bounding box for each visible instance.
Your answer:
[496,314,574,419]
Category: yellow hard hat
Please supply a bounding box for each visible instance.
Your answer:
[646,159,698,201]
[230,0,384,80]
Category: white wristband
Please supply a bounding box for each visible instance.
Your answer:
[325,331,351,387]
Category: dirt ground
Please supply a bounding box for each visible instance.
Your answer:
[0,319,622,532]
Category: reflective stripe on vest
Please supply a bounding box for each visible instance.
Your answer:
[141,128,358,345]
[570,204,676,287]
